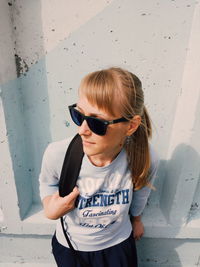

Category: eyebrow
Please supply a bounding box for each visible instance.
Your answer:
[76,104,107,118]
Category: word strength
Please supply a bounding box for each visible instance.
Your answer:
[77,189,130,210]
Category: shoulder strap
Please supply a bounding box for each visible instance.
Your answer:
[59,134,84,197]
[58,134,90,267]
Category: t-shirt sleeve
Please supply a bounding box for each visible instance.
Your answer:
[129,145,159,217]
[39,143,60,200]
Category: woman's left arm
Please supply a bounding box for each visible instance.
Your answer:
[130,146,159,240]
[130,185,152,240]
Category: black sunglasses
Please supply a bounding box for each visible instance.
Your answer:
[68,104,128,136]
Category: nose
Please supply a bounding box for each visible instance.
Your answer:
[78,119,91,135]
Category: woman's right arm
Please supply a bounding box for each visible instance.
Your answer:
[39,141,79,220]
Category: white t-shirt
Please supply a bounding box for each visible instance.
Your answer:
[39,136,158,251]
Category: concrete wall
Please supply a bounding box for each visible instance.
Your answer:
[0,0,200,266]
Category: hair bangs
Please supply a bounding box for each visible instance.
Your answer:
[78,70,119,117]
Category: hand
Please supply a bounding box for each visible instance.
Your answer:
[132,216,144,241]
[42,187,80,220]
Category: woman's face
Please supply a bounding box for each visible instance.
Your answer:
[76,95,135,166]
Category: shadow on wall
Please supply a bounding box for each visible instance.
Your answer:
[161,143,200,225]
[1,1,51,219]
[137,143,200,266]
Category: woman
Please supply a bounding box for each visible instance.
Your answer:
[39,67,158,267]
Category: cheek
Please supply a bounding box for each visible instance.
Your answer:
[109,124,128,138]
[106,130,126,146]
[93,125,128,148]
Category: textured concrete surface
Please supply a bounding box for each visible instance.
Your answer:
[1,0,200,266]
[0,235,55,266]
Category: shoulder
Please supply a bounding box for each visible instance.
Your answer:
[41,135,76,177]
[43,136,75,163]
[46,136,74,153]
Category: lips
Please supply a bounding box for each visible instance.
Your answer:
[82,139,95,145]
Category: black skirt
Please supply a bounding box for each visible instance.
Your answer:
[52,232,138,267]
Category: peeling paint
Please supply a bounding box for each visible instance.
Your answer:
[190,202,199,211]
[14,54,29,77]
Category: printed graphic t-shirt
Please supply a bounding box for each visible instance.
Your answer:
[39,136,158,251]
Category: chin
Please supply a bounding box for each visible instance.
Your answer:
[83,146,99,157]
[83,146,94,155]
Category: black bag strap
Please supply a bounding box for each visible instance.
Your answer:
[58,134,90,267]
[59,134,84,197]
[60,218,90,267]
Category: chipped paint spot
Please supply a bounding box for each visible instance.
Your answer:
[14,54,29,77]
[190,202,199,212]
[65,121,70,127]
[164,36,172,39]
[0,226,7,232]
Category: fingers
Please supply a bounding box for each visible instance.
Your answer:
[134,234,142,241]
[73,186,80,194]
[132,219,144,241]
[134,231,144,241]
[64,186,80,202]
[133,228,144,241]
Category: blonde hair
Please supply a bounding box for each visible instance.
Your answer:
[79,67,152,190]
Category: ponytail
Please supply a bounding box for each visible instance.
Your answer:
[125,106,152,190]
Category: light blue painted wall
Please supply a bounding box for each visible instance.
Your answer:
[0,0,200,266]
[9,0,196,205]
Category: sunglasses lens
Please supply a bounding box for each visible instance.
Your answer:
[69,106,107,135]
[87,118,107,136]
[70,108,83,126]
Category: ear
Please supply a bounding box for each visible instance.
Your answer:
[126,115,141,136]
